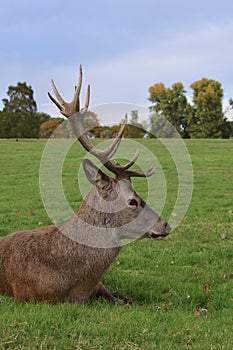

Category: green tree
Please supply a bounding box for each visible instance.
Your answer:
[92,125,104,138]
[124,110,143,138]
[230,121,233,137]
[225,98,233,137]
[189,78,228,138]
[66,110,99,138]
[148,82,191,137]
[39,118,64,137]
[36,112,51,125]
[0,82,39,138]
[149,111,178,138]
[229,97,233,110]
[83,111,99,131]
[109,124,121,137]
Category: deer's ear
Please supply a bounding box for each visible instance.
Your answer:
[82,159,110,188]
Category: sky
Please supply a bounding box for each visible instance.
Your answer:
[1,0,233,124]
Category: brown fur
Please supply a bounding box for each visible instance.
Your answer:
[0,161,170,303]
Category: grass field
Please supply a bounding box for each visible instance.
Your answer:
[0,138,233,349]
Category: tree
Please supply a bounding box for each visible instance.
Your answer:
[109,124,121,137]
[0,82,39,138]
[100,126,112,138]
[36,112,51,125]
[39,118,64,137]
[92,125,104,138]
[149,111,178,138]
[225,98,233,138]
[189,78,228,138]
[221,120,233,138]
[83,111,99,131]
[124,110,144,138]
[148,82,191,137]
[229,97,233,110]
[229,121,233,137]
[65,110,99,138]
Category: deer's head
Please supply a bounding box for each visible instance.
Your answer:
[48,66,171,242]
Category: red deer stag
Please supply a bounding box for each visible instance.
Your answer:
[0,66,171,303]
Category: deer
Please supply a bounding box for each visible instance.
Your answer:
[0,65,171,304]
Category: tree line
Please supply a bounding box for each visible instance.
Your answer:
[0,79,232,139]
[149,78,233,138]
[0,82,54,138]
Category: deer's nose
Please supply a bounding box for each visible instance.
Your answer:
[165,222,171,234]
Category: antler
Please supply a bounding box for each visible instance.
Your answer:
[48,65,155,179]
[48,65,90,117]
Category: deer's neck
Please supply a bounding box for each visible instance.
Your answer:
[77,201,117,228]
[59,190,122,249]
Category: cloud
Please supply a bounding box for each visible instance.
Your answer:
[79,20,233,115]
[1,8,233,123]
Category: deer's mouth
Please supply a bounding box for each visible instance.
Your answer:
[149,223,171,240]
[149,232,168,240]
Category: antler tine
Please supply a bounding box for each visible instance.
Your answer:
[48,88,63,112]
[124,165,156,178]
[68,113,126,163]
[110,149,139,171]
[122,149,140,170]
[75,64,82,97]
[51,79,66,107]
[103,150,155,179]
[77,116,126,162]
[71,64,82,112]
[95,118,126,159]
[81,84,90,112]
[48,66,84,117]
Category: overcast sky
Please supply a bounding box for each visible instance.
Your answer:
[1,0,233,123]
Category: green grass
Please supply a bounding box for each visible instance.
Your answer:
[0,138,233,349]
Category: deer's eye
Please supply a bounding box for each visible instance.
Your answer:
[128,198,138,207]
